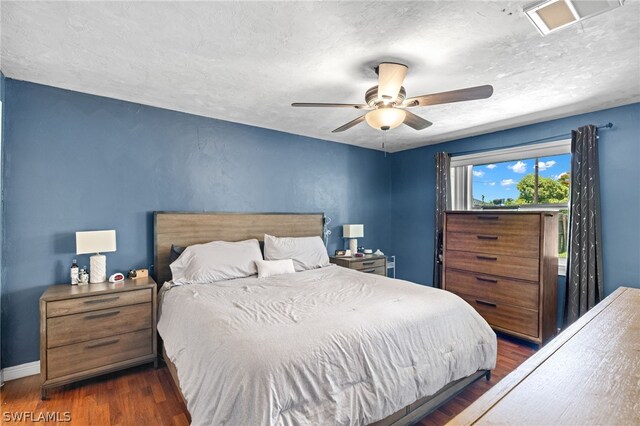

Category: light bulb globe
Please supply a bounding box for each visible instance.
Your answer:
[365,107,406,131]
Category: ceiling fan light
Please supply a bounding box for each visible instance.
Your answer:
[365,107,406,131]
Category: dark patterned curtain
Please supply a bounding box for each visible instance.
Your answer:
[565,125,604,325]
[433,152,451,288]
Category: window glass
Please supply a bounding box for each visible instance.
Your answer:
[472,158,535,206]
[538,154,570,204]
[472,153,570,207]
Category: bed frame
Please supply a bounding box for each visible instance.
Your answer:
[154,211,326,285]
[154,211,490,426]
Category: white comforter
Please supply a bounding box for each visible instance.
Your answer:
[158,265,496,426]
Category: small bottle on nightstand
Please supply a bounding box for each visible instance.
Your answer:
[70,259,79,285]
[78,267,89,285]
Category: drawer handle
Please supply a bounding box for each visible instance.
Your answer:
[476,276,498,283]
[477,216,499,220]
[84,296,120,305]
[477,235,498,240]
[476,255,498,261]
[84,310,120,320]
[361,268,377,273]
[362,261,376,266]
[476,299,497,307]
[85,339,120,349]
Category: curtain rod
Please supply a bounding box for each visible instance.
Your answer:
[448,122,614,158]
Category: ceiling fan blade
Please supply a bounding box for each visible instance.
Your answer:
[403,110,433,130]
[332,115,366,133]
[403,84,494,107]
[291,102,369,109]
[377,62,408,102]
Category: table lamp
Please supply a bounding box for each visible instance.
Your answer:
[76,230,117,283]
[343,224,364,254]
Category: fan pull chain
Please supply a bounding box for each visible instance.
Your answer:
[383,130,387,157]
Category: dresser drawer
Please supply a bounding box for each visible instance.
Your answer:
[47,289,151,318]
[352,258,386,270]
[47,329,153,380]
[445,269,539,310]
[460,296,539,338]
[445,250,539,282]
[446,231,539,259]
[47,303,151,348]
[358,265,386,276]
[446,214,540,236]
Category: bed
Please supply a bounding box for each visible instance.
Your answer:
[154,212,497,425]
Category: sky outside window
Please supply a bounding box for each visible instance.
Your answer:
[472,154,571,205]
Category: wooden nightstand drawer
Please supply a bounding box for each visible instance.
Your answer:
[445,269,539,310]
[359,266,386,275]
[47,303,152,348]
[329,255,387,277]
[352,258,386,270]
[47,288,151,318]
[47,328,153,380]
[446,231,540,259]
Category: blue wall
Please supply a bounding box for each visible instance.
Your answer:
[0,72,5,373]
[2,76,638,369]
[390,103,640,323]
[1,79,391,367]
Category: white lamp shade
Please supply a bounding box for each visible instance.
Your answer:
[365,107,406,131]
[343,224,364,239]
[76,230,117,254]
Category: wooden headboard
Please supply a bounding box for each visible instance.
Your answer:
[154,212,325,284]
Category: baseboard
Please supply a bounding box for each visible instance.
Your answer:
[2,361,40,382]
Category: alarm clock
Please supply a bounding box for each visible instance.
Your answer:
[109,273,125,283]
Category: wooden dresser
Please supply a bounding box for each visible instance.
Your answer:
[40,277,157,399]
[448,287,640,426]
[330,254,387,276]
[443,211,558,344]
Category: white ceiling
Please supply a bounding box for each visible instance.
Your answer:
[1,1,639,152]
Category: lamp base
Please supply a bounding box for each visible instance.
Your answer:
[90,254,107,283]
[349,238,358,255]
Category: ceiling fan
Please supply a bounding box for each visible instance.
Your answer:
[292,62,493,133]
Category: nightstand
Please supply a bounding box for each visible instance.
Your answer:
[330,254,387,276]
[39,277,157,399]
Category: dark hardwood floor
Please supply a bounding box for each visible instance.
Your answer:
[1,365,189,426]
[1,335,535,425]
[418,334,536,425]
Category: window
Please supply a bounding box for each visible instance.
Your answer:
[450,140,571,274]
[471,154,570,207]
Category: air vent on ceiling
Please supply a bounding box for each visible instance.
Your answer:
[524,0,624,36]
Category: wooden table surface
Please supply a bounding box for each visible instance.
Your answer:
[448,286,640,425]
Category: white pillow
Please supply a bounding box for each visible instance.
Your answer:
[263,234,330,272]
[255,259,296,279]
[170,239,262,285]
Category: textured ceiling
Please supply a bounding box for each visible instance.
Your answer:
[1,1,639,152]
